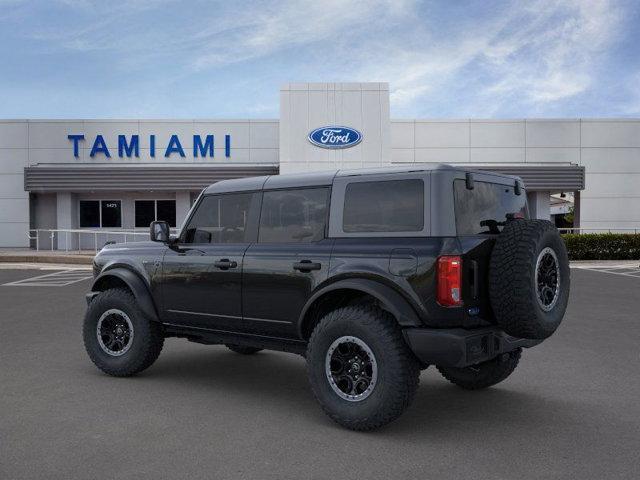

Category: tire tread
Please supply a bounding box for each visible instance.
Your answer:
[307,304,420,431]
[489,220,568,339]
[83,288,164,377]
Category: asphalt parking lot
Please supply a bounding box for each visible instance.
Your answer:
[1,265,639,480]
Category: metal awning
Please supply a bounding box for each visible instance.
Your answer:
[24,165,279,192]
[24,163,584,193]
[468,164,585,192]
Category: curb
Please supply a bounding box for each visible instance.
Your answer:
[0,255,94,265]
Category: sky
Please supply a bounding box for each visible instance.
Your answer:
[0,0,638,119]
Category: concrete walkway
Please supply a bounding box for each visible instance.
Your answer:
[570,259,639,268]
[0,248,94,265]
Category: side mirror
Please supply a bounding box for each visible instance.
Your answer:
[150,220,170,243]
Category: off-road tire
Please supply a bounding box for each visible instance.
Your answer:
[489,219,570,339]
[83,288,164,377]
[437,348,522,390]
[226,344,262,355]
[306,305,421,431]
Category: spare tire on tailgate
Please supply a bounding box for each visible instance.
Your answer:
[489,219,570,340]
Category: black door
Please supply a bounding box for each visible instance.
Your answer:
[160,192,260,331]
[242,187,333,338]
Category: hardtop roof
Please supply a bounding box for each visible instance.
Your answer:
[203,164,520,194]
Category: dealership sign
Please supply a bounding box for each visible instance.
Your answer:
[308,126,362,149]
[67,134,231,158]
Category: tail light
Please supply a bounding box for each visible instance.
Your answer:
[437,256,462,307]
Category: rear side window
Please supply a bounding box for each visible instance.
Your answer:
[259,188,329,243]
[343,179,424,232]
[454,180,528,235]
[183,193,257,244]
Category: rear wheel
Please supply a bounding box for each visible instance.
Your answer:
[306,305,420,431]
[83,288,164,377]
[437,348,521,390]
[226,344,262,355]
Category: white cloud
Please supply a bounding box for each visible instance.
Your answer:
[7,0,628,116]
[21,0,414,64]
[190,0,416,70]
[478,0,622,106]
[337,0,623,115]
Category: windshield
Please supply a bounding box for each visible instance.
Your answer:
[454,179,528,235]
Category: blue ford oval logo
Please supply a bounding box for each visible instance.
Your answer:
[308,126,362,149]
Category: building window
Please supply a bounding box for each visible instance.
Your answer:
[101,201,122,228]
[79,201,100,228]
[157,200,176,227]
[80,200,122,228]
[134,200,176,228]
[135,201,155,229]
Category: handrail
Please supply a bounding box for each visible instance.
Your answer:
[30,228,149,236]
[26,226,638,253]
[27,228,179,253]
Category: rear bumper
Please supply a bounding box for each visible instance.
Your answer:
[403,326,541,368]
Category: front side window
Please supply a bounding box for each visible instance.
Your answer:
[259,188,329,243]
[343,179,424,233]
[454,180,528,235]
[183,193,256,244]
[80,200,121,228]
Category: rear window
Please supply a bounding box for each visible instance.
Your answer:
[454,179,528,235]
[343,179,424,233]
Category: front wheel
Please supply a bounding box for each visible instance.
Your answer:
[83,288,164,377]
[437,348,522,390]
[306,305,420,431]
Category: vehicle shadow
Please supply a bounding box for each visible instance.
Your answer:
[146,343,315,405]
[134,343,596,438]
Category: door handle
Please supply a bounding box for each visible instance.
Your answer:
[293,260,321,272]
[214,259,238,270]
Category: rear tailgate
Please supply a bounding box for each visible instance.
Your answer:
[459,236,497,327]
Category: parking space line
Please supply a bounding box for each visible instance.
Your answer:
[572,265,640,279]
[43,273,91,280]
[2,269,93,287]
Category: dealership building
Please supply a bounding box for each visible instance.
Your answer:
[0,82,638,249]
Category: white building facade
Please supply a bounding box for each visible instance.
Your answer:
[0,82,637,248]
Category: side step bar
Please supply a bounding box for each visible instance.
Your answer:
[163,323,308,355]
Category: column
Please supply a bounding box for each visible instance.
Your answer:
[56,192,78,250]
[279,83,391,173]
[175,191,191,230]
[527,191,551,220]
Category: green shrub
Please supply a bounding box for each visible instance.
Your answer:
[561,233,640,260]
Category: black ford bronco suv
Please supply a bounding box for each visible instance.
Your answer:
[84,165,570,430]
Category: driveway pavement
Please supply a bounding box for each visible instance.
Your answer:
[1,266,639,479]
